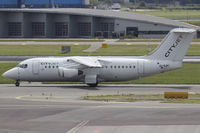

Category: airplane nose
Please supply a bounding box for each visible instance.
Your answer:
[2,68,19,80]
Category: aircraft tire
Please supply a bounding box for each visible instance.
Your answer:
[87,83,98,87]
[15,81,20,87]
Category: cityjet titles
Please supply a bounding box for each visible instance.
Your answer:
[165,35,183,57]
[40,62,59,66]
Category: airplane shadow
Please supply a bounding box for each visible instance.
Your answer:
[17,84,100,90]
[14,84,191,91]
[59,86,99,90]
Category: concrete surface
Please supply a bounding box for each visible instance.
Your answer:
[0,84,200,133]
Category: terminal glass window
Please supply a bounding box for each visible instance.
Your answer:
[99,23,114,31]
[78,22,91,36]
[101,23,108,31]
[32,22,45,36]
[55,22,68,37]
[8,22,22,36]
[96,23,114,38]
[139,31,169,35]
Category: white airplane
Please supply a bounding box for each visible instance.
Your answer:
[2,28,196,87]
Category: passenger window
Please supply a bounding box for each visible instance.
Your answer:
[49,66,51,68]
[122,66,124,68]
[53,66,55,68]
[56,66,58,68]
[45,66,47,68]
[114,66,116,68]
[110,66,113,68]
[118,66,120,68]
[126,66,128,68]
[129,66,132,68]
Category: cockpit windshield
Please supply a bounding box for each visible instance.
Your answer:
[17,64,28,68]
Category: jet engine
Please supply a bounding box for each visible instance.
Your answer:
[58,67,82,78]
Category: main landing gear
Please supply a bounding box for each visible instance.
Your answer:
[15,81,20,87]
[87,83,98,87]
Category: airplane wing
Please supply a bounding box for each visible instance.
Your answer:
[62,57,103,69]
[70,57,102,67]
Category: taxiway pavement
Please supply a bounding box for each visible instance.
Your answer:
[0,84,200,133]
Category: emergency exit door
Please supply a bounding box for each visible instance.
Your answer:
[137,60,144,77]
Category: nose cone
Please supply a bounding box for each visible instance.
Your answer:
[2,68,18,80]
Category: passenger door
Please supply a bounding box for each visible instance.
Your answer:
[32,60,39,75]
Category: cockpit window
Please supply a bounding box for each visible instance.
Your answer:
[17,64,28,68]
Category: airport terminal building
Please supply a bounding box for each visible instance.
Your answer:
[0,0,90,8]
[0,8,199,38]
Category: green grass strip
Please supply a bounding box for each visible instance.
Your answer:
[83,93,200,103]
[181,20,200,26]
[0,44,200,56]
[0,63,18,84]
[134,10,200,19]
[118,39,200,42]
[1,63,200,84]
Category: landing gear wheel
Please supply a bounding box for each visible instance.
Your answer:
[15,81,20,87]
[87,83,98,87]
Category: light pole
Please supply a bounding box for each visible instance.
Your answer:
[17,0,21,8]
[52,0,55,8]
[134,0,137,11]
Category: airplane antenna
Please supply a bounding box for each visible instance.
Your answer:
[146,39,151,54]
[51,0,55,8]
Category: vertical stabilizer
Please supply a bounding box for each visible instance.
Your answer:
[147,28,196,61]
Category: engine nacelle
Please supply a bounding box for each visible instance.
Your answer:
[58,67,78,78]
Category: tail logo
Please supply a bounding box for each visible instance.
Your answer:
[165,35,183,57]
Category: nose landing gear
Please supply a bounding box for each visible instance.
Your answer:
[15,81,20,87]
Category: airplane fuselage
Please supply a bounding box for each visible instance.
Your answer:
[14,56,181,82]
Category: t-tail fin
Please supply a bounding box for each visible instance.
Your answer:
[147,28,196,61]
